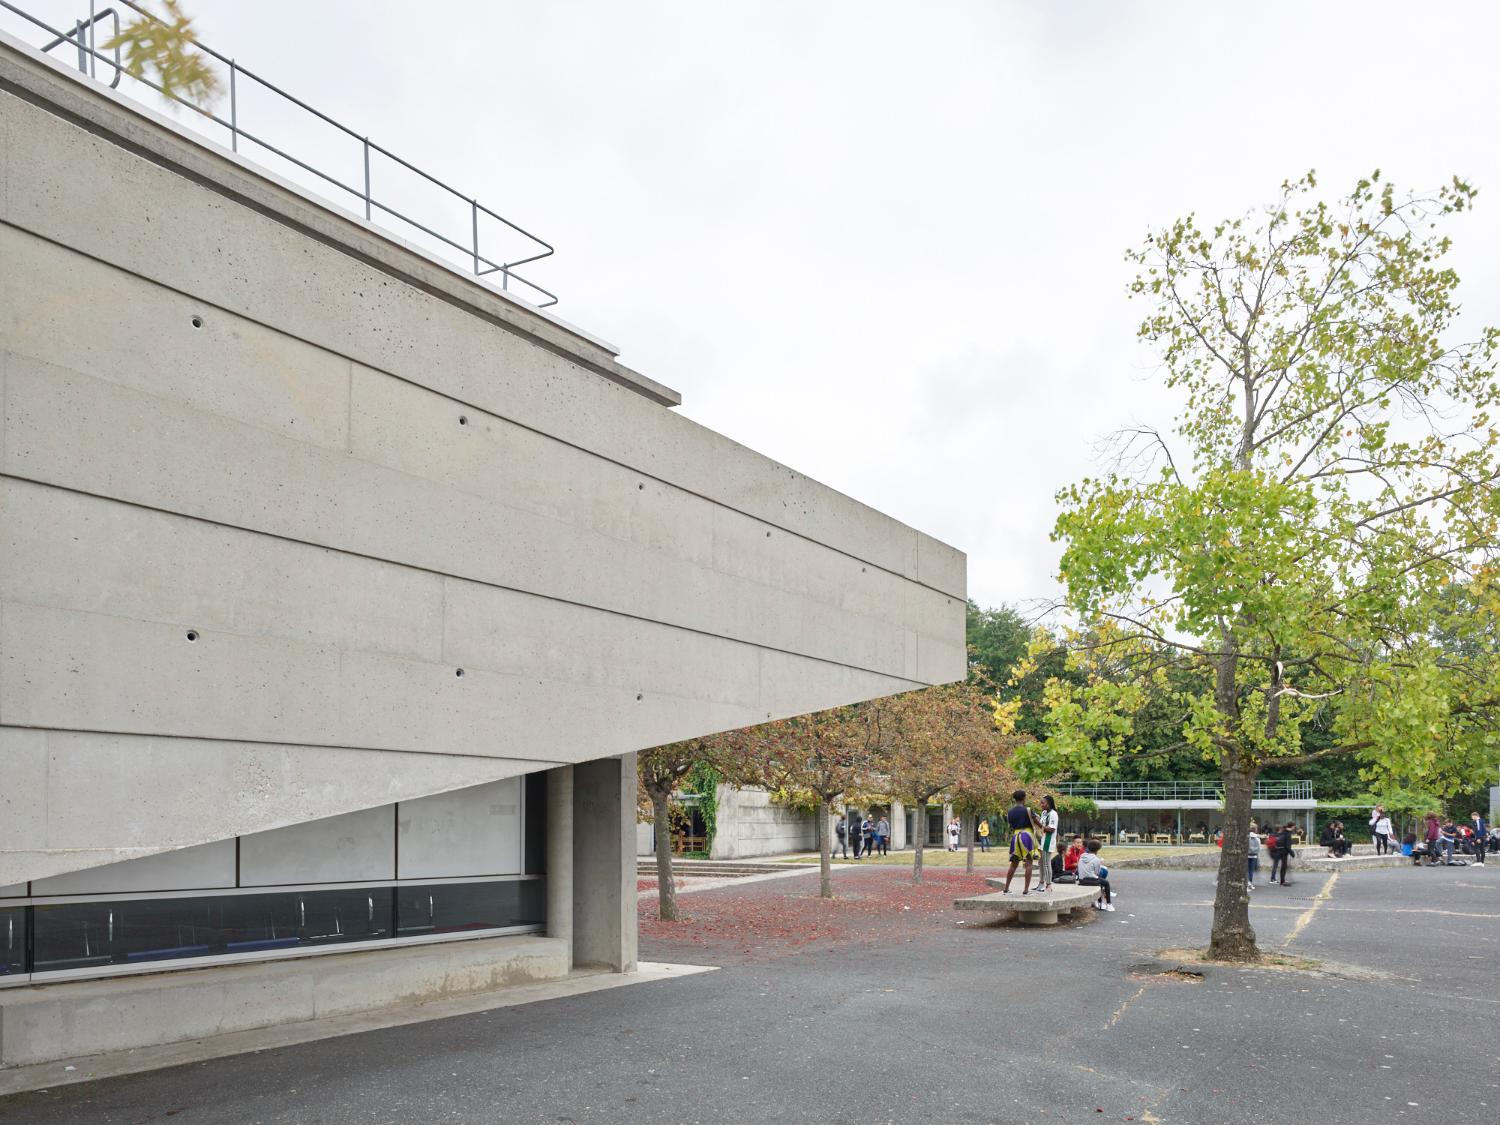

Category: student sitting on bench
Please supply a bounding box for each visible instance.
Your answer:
[1077,840,1115,912]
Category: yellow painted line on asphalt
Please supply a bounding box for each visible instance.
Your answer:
[1105,983,1150,1028]
[1189,902,1500,920]
[1282,872,1338,947]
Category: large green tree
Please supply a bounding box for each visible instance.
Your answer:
[1017,172,1500,961]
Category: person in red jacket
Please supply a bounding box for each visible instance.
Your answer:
[1063,835,1085,874]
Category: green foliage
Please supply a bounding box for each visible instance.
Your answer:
[104,0,220,106]
[1053,795,1098,820]
[685,761,721,851]
[965,601,1029,683]
[1021,172,1500,796]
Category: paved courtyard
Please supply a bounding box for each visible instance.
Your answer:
[1,863,1495,1124]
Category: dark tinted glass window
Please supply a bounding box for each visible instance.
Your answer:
[32,887,394,973]
[18,879,541,975]
[396,880,544,937]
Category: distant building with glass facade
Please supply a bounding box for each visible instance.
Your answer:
[1052,780,1318,843]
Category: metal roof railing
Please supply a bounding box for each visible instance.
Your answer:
[1053,779,1315,803]
[0,0,559,307]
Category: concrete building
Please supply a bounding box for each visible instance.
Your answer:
[0,25,964,1068]
[636,791,957,861]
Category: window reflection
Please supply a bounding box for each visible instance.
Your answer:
[0,907,23,976]
[395,879,545,937]
[10,879,544,976]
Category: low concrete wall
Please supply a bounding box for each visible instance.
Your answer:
[0,934,567,1067]
[1104,850,1411,872]
[711,786,816,860]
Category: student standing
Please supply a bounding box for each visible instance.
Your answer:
[1369,806,1394,855]
[876,814,890,857]
[1036,795,1059,892]
[978,818,991,852]
[860,816,874,860]
[1001,790,1042,894]
[1246,822,1261,891]
[1472,811,1488,866]
[833,815,848,860]
[1274,823,1294,885]
[946,818,960,852]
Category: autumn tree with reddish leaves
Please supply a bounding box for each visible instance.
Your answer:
[639,738,723,922]
[719,702,885,899]
[883,682,1026,880]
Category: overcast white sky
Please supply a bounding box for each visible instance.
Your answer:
[19,1,1500,608]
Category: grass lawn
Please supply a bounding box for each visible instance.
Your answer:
[777,845,1218,866]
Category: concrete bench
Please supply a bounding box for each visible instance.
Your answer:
[954,881,1100,926]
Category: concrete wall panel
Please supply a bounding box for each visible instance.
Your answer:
[0,83,965,599]
[710,786,818,860]
[440,579,761,707]
[0,726,539,885]
[2,355,921,678]
[30,839,235,896]
[0,478,446,663]
[239,805,396,887]
[0,226,352,451]
[397,778,522,879]
[349,363,716,568]
[1,600,343,746]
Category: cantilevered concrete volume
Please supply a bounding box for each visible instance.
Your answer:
[0,29,964,1067]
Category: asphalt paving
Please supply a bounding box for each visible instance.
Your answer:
[1,862,1495,1124]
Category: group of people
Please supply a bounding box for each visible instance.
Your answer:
[1245,822,1299,889]
[1410,810,1490,867]
[997,791,1117,911]
[1319,820,1354,858]
[832,813,890,859]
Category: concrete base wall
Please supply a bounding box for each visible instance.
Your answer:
[0,934,567,1067]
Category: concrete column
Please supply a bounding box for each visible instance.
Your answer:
[572,752,638,972]
[892,800,907,849]
[545,765,574,967]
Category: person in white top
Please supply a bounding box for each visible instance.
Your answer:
[946,818,960,851]
[1369,806,1395,855]
[1036,795,1060,891]
[1246,822,1262,890]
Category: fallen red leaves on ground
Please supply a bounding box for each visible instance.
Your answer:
[639,868,996,960]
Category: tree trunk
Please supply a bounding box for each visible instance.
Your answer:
[818,798,833,899]
[651,787,679,922]
[963,812,976,873]
[912,799,927,883]
[1207,765,1259,961]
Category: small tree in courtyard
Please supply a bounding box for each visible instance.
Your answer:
[884,680,1025,879]
[722,702,884,899]
[638,738,722,922]
[1020,173,1500,961]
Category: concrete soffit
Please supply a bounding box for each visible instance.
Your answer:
[0,33,682,408]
